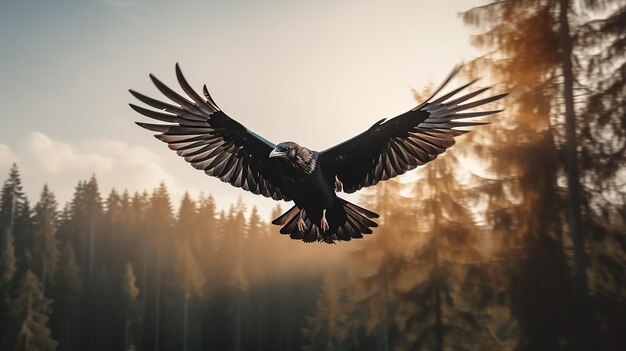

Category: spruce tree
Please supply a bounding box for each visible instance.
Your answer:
[31,185,60,294]
[0,230,17,294]
[302,272,350,351]
[578,2,626,350]
[462,2,577,350]
[120,262,140,351]
[0,164,25,233]
[144,182,174,351]
[0,164,32,274]
[0,229,17,347]
[51,242,81,351]
[8,270,58,351]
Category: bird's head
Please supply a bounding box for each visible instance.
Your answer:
[269,142,300,161]
[269,142,316,173]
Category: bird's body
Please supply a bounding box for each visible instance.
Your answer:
[278,150,331,211]
[280,152,334,230]
[130,64,506,243]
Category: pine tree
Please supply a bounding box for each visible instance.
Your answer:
[0,229,17,347]
[462,2,578,350]
[224,202,248,351]
[244,206,267,351]
[83,176,102,276]
[60,177,102,276]
[7,270,58,351]
[0,229,17,294]
[0,164,25,234]
[31,185,60,294]
[0,164,32,274]
[51,242,82,351]
[120,262,140,351]
[302,271,350,351]
[144,182,174,351]
[577,2,626,350]
[196,193,217,286]
[330,180,413,350]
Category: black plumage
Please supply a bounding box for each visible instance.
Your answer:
[130,64,506,243]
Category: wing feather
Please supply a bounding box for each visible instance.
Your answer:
[131,64,290,201]
[320,67,506,193]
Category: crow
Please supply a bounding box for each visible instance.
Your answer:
[130,64,506,243]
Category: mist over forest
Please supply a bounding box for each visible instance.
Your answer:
[0,1,625,351]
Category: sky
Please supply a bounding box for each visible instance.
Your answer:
[0,0,484,218]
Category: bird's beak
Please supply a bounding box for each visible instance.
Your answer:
[269,149,286,158]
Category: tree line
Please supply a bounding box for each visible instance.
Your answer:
[0,164,351,351]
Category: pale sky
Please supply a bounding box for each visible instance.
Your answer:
[0,0,483,218]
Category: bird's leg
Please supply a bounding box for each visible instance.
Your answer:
[297,209,307,232]
[320,209,330,232]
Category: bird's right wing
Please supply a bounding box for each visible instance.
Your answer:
[130,64,290,201]
[319,67,507,193]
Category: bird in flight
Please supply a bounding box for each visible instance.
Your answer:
[130,64,506,243]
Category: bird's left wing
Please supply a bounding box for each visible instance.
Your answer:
[319,67,507,193]
[130,64,290,201]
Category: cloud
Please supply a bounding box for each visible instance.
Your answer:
[0,132,181,207]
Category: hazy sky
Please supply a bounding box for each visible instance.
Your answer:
[0,0,483,217]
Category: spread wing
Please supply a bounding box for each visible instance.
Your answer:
[319,67,507,193]
[130,63,290,201]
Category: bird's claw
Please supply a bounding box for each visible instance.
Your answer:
[297,218,307,232]
[320,217,329,232]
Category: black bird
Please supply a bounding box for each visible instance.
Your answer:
[130,64,506,243]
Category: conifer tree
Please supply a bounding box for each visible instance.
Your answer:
[302,271,350,351]
[577,2,626,349]
[51,242,81,351]
[0,164,31,273]
[0,230,17,295]
[0,229,17,347]
[462,2,578,350]
[0,164,25,234]
[31,185,60,294]
[244,206,267,350]
[120,262,140,351]
[61,177,102,276]
[145,182,174,351]
[83,176,102,276]
[196,193,217,285]
[8,270,58,351]
[338,180,412,350]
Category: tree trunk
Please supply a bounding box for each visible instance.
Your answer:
[257,298,263,351]
[88,214,95,275]
[234,293,242,351]
[155,250,161,351]
[183,290,189,351]
[381,268,389,351]
[558,1,592,350]
[433,232,443,351]
[124,316,130,351]
[41,263,46,296]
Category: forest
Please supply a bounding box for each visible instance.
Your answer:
[0,0,624,350]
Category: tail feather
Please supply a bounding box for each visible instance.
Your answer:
[345,207,377,228]
[270,198,379,243]
[279,210,300,234]
[343,201,379,219]
[271,205,300,225]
